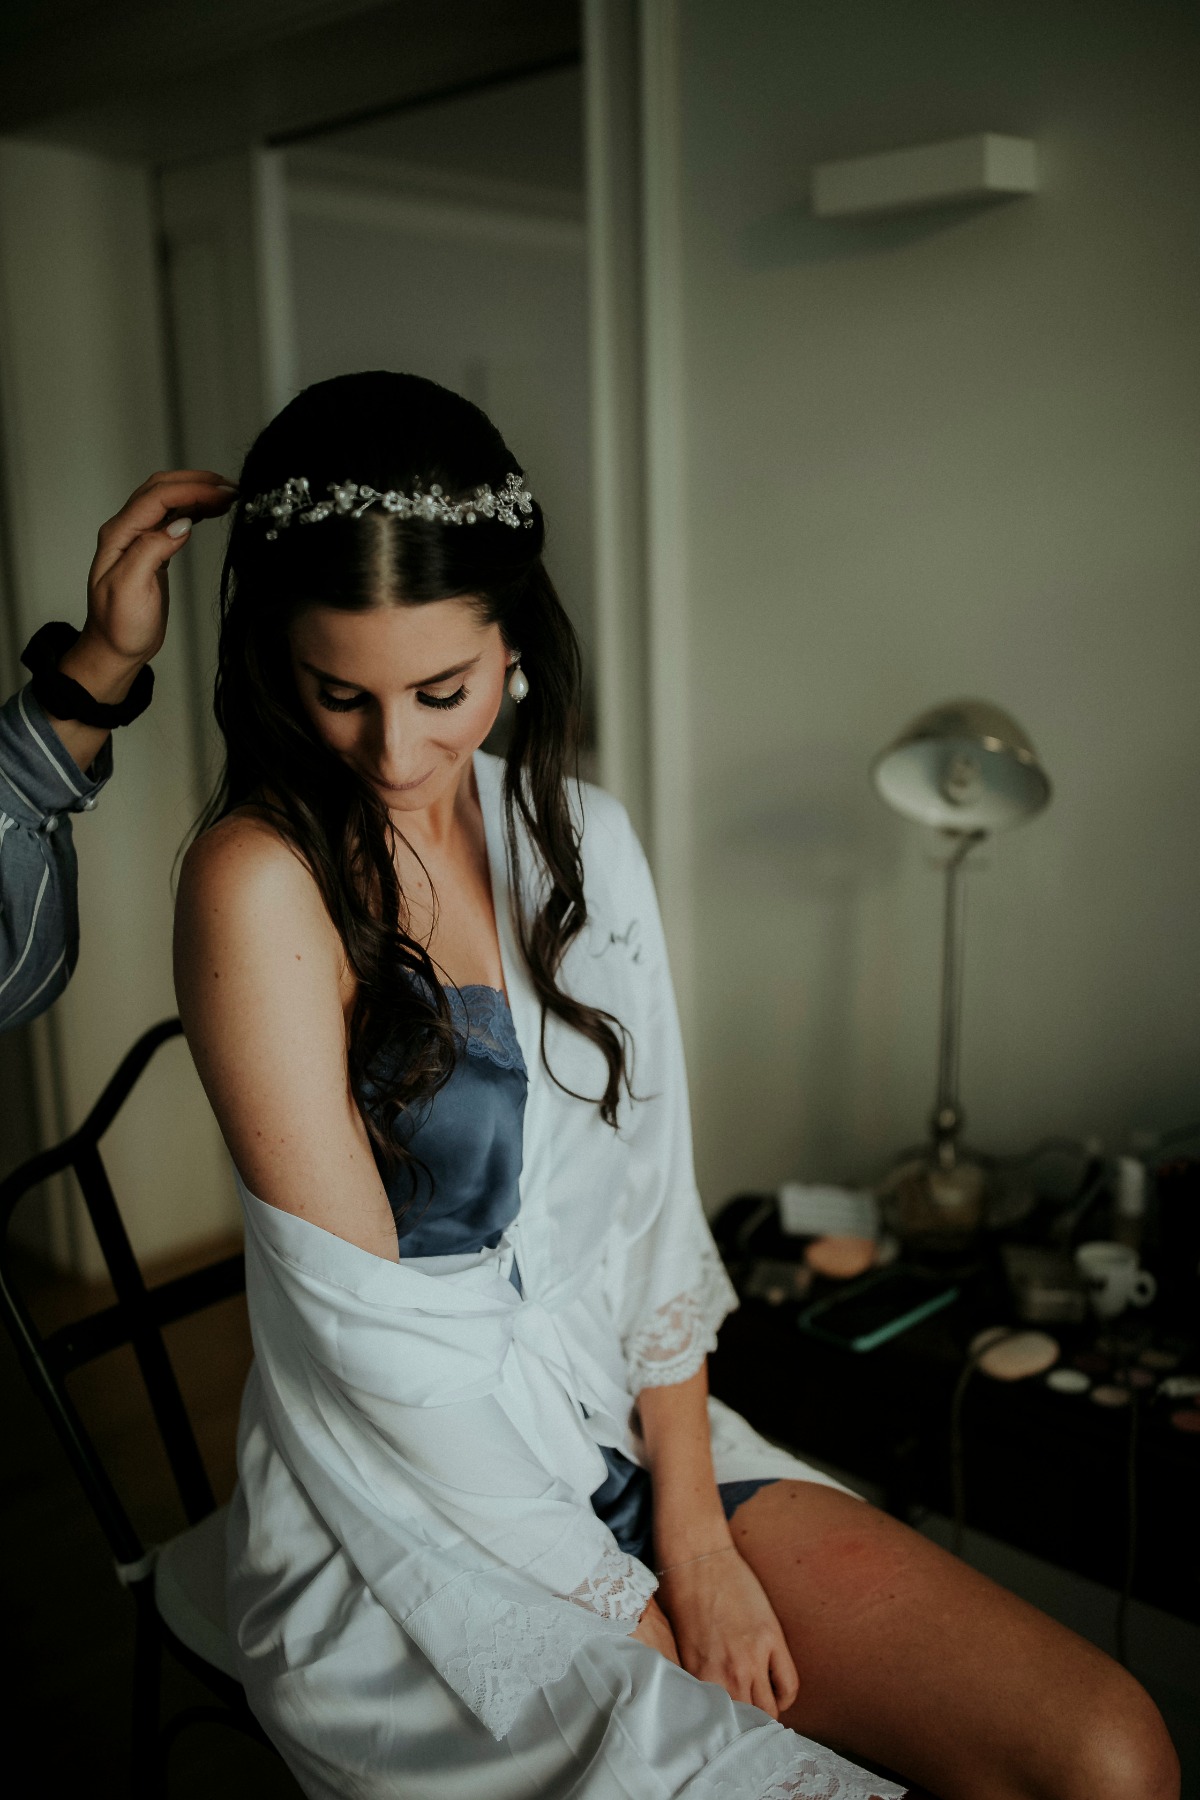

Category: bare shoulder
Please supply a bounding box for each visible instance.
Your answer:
[174,808,345,1014]
[179,806,315,903]
[178,809,334,940]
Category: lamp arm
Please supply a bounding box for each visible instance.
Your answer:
[932,829,987,1164]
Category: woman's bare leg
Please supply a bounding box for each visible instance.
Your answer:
[728,1481,1179,1800]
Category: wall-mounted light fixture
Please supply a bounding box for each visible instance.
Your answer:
[811,133,1038,220]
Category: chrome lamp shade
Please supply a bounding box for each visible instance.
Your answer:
[872,700,1051,833]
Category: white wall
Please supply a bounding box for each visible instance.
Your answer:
[158,147,298,791]
[665,0,1200,1205]
[286,189,592,663]
[0,138,236,1272]
[284,68,596,732]
[312,63,585,192]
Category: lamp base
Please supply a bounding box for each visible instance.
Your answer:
[878,1151,988,1259]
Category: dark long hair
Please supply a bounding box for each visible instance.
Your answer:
[194,371,630,1178]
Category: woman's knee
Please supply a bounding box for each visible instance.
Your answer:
[1055,1670,1179,1800]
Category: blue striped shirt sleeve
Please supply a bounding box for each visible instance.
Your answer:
[0,683,114,1032]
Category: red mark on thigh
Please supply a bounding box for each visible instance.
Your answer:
[799,1530,919,1616]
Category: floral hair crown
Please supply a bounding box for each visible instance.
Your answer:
[243,470,535,539]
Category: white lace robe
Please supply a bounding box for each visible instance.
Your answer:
[226,752,904,1800]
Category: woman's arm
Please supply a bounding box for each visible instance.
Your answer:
[638,1361,733,1565]
[174,815,399,1260]
[638,1363,799,1719]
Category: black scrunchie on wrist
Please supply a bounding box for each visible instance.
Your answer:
[20,622,154,728]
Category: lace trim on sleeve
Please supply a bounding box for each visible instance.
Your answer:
[688,1736,907,1800]
[436,1585,608,1741]
[412,1561,647,1743]
[624,1239,740,1394]
[753,1760,906,1800]
[565,1543,657,1622]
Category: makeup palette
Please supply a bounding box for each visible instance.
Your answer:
[970,1326,1059,1381]
[1159,1374,1200,1400]
[803,1235,877,1280]
[1045,1367,1091,1395]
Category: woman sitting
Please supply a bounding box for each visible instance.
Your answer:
[171,370,1177,1800]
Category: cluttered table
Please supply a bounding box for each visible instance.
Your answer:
[707,1162,1200,1629]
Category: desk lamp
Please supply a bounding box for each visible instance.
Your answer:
[872,700,1051,1249]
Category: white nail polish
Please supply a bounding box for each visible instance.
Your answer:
[167,517,193,537]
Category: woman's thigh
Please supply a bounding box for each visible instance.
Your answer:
[728,1480,1179,1800]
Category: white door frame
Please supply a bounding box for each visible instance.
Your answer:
[585,0,695,1043]
[156,146,297,790]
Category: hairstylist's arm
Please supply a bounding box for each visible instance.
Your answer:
[175,818,401,1262]
[0,472,237,1031]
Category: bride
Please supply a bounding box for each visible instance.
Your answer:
[170,371,1175,1800]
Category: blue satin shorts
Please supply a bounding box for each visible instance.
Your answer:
[589,1442,777,1564]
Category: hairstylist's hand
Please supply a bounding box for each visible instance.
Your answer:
[75,469,238,674]
[49,471,238,771]
[656,1546,799,1719]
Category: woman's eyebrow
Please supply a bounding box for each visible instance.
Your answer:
[299,654,481,690]
[405,655,481,689]
[301,661,362,688]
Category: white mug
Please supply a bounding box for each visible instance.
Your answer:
[1074,1240,1157,1320]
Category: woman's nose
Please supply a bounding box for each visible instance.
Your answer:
[373,706,419,783]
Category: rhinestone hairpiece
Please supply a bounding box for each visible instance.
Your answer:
[243,471,535,539]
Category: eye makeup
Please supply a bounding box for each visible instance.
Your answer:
[315,683,469,713]
[417,685,468,710]
[317,688,368,713]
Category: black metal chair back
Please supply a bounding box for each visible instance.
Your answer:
[0,1016,244,1579]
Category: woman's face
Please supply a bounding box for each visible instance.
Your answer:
[288,597,510,813]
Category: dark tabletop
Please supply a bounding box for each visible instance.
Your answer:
[708,1194,1200,1625]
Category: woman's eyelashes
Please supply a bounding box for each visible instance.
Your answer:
[317,688,368,714]
[417,685,468,711]
[315,685,468,714]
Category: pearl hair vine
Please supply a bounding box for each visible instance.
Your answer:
[244,471,536,540]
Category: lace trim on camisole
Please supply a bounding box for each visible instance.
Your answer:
[445,982,527,1074]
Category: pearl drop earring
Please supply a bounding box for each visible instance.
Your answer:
[507,657,529,703]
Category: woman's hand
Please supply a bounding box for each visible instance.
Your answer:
[656,1545,799,1719]
[630,1593,682,1664]
[633,1366,797,1716]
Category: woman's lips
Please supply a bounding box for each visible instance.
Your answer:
[370,768,433,794]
